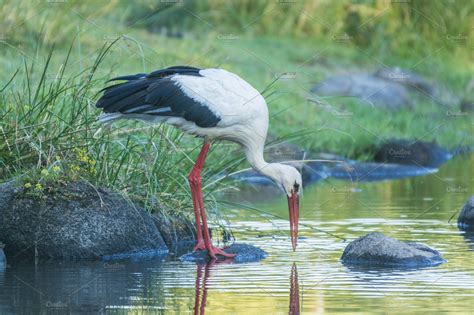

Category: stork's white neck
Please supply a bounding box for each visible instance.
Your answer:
[241,135,266,168]
[240,134,303,197]
[242,139,278,183]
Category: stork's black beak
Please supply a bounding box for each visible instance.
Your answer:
[287,191,299,251]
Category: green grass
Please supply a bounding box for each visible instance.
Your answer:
[0,42,245,223]
[0,1,472,217]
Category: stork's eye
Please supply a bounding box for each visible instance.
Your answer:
[293,182,300,193]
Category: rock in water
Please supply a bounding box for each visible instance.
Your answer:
[341,232,445,268]
[458,196,474,231]
[0,181,167,260]
[373,139,452,168]
[180,243,268,263]
[328,161,436,181]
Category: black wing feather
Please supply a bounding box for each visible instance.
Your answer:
[108,73,147,82]
[148,66,202,78]
[96,66,221,128]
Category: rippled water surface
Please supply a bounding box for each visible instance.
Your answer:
[1,156,473,314]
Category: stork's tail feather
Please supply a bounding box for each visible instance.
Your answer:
[97,113,123,124]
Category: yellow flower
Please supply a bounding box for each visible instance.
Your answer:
[88,158,96,166]
[40,169,49,176]
[52,165,61,172]
[35,183,43,190]
[24,183,32,188]
[70,165,81,172]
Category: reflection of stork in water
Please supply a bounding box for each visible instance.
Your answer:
[289,263,300,315]
[192,262,300,314]
[193,263,211,315]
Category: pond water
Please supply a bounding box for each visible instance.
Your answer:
[1,155,473,314]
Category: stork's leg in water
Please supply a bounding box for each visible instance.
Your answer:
[188,142,235,260]
[190,182,205,251]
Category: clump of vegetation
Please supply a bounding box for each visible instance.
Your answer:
[0,41,243,221]
[19,149,97,200]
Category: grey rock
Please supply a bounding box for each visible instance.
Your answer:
[153,211,196,248]
[373,139,452,168]
[458,196,474,231]
[341,232,445,267]
[180,243,268,263]
[460,100,474,113]
[312,73,410,109]
[0,181,167,260]
[329,160,437,182]
[312,68,459,109]
[375,67,435,95]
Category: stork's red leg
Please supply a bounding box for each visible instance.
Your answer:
[190,185,205,251]
[188,142,235,260]
[188,145,208,251]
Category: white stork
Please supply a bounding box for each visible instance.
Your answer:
[96,66,302,260]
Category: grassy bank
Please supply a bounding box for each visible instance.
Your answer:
[1,1,472,215]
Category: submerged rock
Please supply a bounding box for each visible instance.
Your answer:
[180,243,268,263]
[101,248,168,262]
[329,161,436,181]
[0,180,167,260]
[458,196,474,231]
[301,161,329,184]
[373,139,452,168]
[341,232,445,268]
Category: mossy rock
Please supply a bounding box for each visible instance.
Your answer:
[0,180,167,260]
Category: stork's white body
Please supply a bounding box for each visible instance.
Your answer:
[165,69,269,145]
[101,69,267,139]
[100,69,278,185]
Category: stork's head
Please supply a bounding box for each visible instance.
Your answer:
[264,163,302,251]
